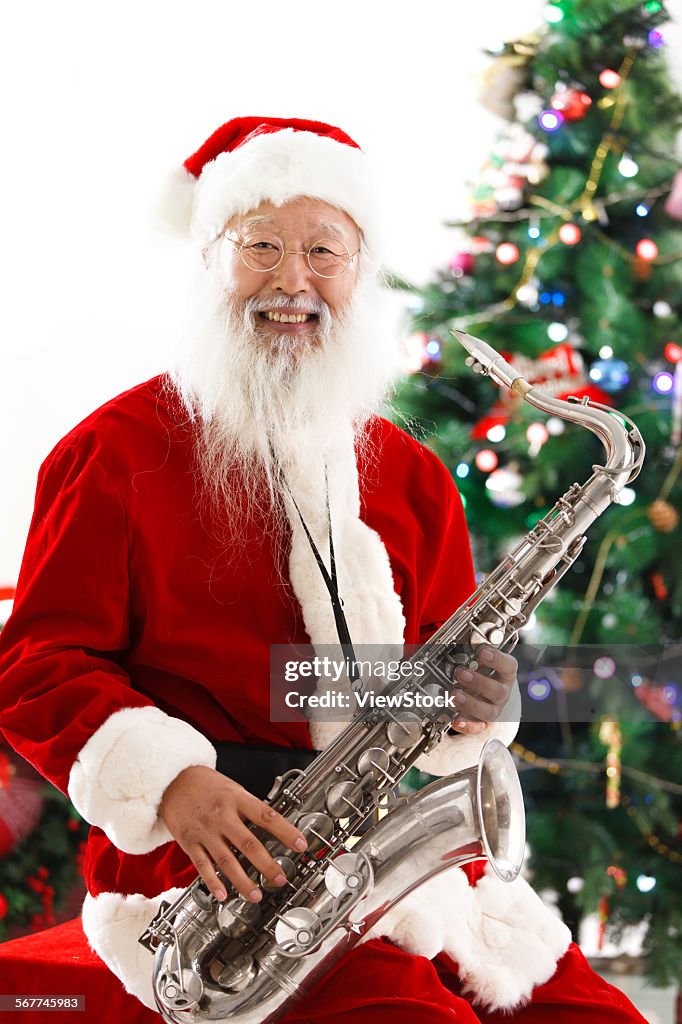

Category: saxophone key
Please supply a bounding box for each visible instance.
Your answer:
[386,712,422,748]
[324,853,368,897]
[217,897,262,937]
[260,856,297,893]
[326,780,365,817]
[470,622,505,647]
[356,746,391,780]
[274,908,322,952]
[158,967,203,1011]
[295,811,335,853]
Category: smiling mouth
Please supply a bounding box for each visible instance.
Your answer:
[258,311,318,324]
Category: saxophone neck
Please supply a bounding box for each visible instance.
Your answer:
[453,330,645,492]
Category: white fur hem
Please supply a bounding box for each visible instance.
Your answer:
[367,863,572,1010]
[83,864,571,1014]
[414,681,522,776]
[68,706,217,855]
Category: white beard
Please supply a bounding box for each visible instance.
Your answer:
[168,248,402,534]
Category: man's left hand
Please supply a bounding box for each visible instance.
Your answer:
[449,645,517,736]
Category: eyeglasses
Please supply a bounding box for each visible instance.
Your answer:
[223,233,359,279]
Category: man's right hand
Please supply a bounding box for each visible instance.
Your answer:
[158,765,308,904]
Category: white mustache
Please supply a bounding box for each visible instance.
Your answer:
[245,294,328,315]
[244,294,333,334]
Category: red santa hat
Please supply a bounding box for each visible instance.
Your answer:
[158,116,380,253]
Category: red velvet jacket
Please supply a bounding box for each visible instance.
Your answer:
[0,376,475,899]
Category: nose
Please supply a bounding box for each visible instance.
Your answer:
[269,249,315,293]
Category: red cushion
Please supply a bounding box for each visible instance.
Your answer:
[0,919,156,1023]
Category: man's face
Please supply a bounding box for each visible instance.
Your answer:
[217,197,361,347]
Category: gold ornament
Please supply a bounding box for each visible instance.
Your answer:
[599,717,622,809]
[560,666,585,693]
[647,499,679,533]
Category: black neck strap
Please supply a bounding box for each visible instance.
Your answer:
[285,473,360,685]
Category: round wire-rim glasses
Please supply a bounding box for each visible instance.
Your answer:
[223,233,359,279]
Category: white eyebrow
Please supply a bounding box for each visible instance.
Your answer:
[239,216,348,239]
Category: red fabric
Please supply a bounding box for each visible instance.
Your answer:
[183,116,362,179]
[0,922,647,1024]
[0,375,475,902]
[0,919,157,1024]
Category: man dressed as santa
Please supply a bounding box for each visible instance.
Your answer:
[0,117,645,1023]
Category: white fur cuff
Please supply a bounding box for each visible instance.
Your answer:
[68,706,217,855]
[414,681,521,776]
[82,888,184,1010]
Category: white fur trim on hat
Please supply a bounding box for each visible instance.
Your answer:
[159,129,382,254]
[68,706,217,855]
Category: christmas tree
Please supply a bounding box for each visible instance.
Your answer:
[394,0,682,985]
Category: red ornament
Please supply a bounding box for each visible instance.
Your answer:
[551,87,592,121]
[665,342,682,363]
[471,236,493,253]
[0,892,7,919]
[448,251,475,275]
[634,684,678,722]
[607,865,627,888]
[650,572,669,601]
[471,402,510,441]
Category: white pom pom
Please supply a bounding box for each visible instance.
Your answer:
[155,166,196,238]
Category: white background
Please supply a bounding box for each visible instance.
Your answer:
[1,0,681,584]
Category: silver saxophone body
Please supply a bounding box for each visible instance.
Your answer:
[140,330,645,1023]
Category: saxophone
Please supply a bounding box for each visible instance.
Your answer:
[140,330,645,1023]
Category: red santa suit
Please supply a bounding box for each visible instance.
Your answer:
[0,375,647,1023]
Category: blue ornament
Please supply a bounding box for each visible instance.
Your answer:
[588,358,629,393]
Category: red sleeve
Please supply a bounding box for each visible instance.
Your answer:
[0,437,153,794]
[416,460,476,644]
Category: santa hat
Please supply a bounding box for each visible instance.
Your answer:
[158,116,380,253]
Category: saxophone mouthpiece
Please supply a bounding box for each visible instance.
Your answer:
[453,330,529,394]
